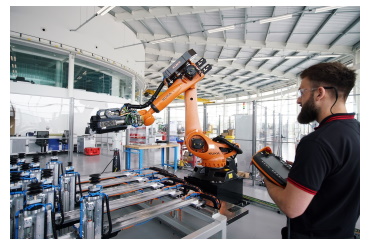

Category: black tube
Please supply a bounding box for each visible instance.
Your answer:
[44,208,48,239]
[124,81,165,110]
[57,188,64,227]
[102,195,112,238]
[51,208,58,239]
[60,162,64,175]
[76,174,83,205]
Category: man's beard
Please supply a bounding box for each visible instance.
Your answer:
[297,95,318,124]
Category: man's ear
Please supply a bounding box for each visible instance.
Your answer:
[316,87,326,101]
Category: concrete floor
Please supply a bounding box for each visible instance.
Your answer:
[32,147,359,239]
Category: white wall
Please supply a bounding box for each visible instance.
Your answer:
[10,6,145,76]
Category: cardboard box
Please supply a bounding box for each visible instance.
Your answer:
[228,129,235,136]
[237,171,250,179]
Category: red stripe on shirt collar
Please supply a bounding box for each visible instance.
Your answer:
[314,113,355,130]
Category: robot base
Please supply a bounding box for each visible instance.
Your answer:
[184,166,244,205]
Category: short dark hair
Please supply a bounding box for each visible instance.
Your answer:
[300,62,357,99]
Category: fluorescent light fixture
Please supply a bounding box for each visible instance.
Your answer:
[259,78,271,80]
[211,74,226,77]
[207,25,235,33]
[218,58,237,61]
[150,38,173,44]
[236,76,251,79]
[278,78,290,81]
[285,56,307,59]
[317,54,341,58]
[97,6,115,16]
[252,57,274,60]
[101,6,115,16]
[260,14,292,24]
[315,6,344,13]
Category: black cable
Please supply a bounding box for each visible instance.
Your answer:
[123,81,165,110]
[44,207,48,239]
[100,158,114,174]
[60,162,64,175]
[323,87,338,115]
[75,174,83,205]
[51,208,58,239]
[287,217,291,239]
[330,88,338,115]
[57,188,64,227]
[101,195,112,238]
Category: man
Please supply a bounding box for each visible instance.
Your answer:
[263,62,360,239]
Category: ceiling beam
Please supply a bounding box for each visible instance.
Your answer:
[219,11,226,41]
[144,48,298,78]
[285,6,307,45]
[155,17,172,37]
[196,14,208,39]
[307,9,339,47]
[283,53,319,74]
[244,8,248,43]
[329,16,360,49]
[231,47,243,65]
[257,50,279,69]
[244,49,260,66]
[138,20,155,35]
[135,33,354,54]
[120,6,132,14]
[114,6,247,21]
[264,7,276,44]
[122,21,138,36]
[270,51,298,71]
[175,16,189,40]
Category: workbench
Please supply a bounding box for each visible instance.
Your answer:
[124,143,179,171]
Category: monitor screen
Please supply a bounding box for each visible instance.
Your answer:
[36,131,49,138]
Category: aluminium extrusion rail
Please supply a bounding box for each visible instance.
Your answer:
[109,197,202,233]
[58,197,227,239]
[79,175,155,192]
[78,169,154,183]
[81,181,164,197]
[61,188,181,224]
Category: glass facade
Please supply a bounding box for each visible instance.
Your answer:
[10,44,69,88]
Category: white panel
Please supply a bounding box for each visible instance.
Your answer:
[10,6,145,76]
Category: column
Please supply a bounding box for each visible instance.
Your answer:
[111,76,120,97]
[67,53,75,163]
[131,76,136,102]
[55,60,63,87]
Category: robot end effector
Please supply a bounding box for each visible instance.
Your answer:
[88,108,143,134]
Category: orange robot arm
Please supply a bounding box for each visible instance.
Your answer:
[128,50,242,169]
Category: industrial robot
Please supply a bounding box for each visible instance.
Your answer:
[89,49,244,204]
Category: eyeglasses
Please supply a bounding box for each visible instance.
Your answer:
[297,88,317,98]
[297,86,336,98]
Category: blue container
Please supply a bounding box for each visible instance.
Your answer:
[48,138,60,151]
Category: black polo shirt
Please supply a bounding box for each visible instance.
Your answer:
[287,113,360,238]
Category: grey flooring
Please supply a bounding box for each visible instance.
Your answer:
[33,147,359,239]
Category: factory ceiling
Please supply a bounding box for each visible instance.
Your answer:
[110,6,360,100]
